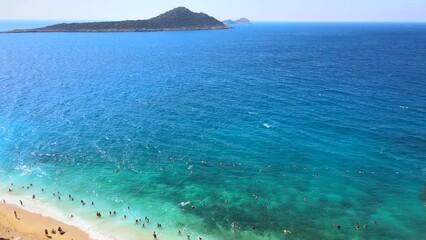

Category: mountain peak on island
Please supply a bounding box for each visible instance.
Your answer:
[3,7,230,33]
[148,6,228,29]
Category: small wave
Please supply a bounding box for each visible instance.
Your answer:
[263,123,271,128]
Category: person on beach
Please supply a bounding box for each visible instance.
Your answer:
[14,210,19,220]
[44,229,52,239]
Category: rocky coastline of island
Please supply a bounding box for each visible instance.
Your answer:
[2,7,230,33]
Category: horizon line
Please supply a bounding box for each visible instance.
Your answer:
[1,19,426,24]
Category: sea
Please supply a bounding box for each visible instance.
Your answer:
[0,21,425,240]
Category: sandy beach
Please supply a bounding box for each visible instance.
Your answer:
[0,202,90,240]
[0,190,187,240]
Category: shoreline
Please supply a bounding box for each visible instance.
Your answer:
[0,201,90,240]
[0,191,117,240]
[0,188,204,240]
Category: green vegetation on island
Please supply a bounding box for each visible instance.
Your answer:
[3,7,230,33]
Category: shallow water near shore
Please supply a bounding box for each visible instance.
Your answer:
[1,22,426,240]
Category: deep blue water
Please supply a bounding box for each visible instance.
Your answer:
[0,22,426,240]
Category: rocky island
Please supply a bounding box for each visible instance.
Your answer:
[223,18,252,25]
[3,7,230,33]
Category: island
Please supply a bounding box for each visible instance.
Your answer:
[223,18,252,25]
[3,7,230,33]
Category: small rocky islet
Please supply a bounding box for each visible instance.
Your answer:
[222,17,252,25]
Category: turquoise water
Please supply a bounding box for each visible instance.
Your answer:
[0,23,426,239]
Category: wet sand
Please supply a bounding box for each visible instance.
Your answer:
[0,202,90,240]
